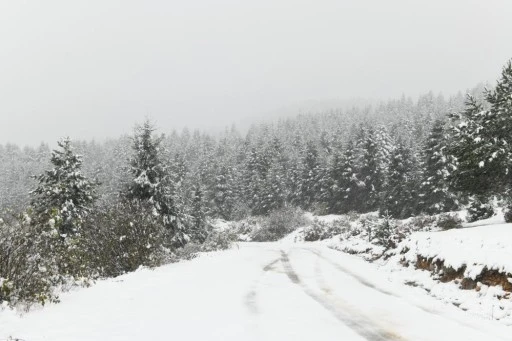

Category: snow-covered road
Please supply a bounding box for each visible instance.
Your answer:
[2,243,511,341]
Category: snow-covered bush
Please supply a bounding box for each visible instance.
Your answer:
[466,198,494,223]
[0,212,59,306]
[302,221,326,241]
[346,211,361,222]
[504,205,512,223]
[228,217,259,240]
[251,207,308,242]
[302,218,347,241]
[374,215,396,249]
[172,228,237,261]
[436,213,463,230]
[408,215,437,231]
[201,229,237,252]
[80,201,171,278]
[355,215,379,240]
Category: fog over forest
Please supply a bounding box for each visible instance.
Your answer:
[1,0,512,146]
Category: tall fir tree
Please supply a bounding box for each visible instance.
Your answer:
[336,140,363,213]
[189,185,208,243]
[448,96,494,197]
[296,142,322,210]
[380,139,417,218]
[213,163,237,219]
[126,120,185,245]
[482,60,512,192]
[419,119,459,214]
[357,126,384,212]
[449,61,512,198]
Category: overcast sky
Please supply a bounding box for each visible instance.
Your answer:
[1,0,512,146]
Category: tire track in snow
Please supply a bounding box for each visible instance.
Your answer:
[280,250,406,341]
[244,258,281,315]
[303,247,397,297]
[301,247,508,339]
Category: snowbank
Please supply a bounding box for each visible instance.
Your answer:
[398,223,512,279]
[299,210,512,324]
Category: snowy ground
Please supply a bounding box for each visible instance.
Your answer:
[384,213,512,325]
[2,243,510,341]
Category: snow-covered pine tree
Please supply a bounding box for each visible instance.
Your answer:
[127,121,166,201]
[448,95,494,197]
[213,164,237,219]
[259,161,287,214]
[328,147,345,213]
[336,140,363,213]
[357,126,384,212]
[419,119,459,214]
[296,141,322,210]
[374,212,396,249]
[189,185,208,243]
[242,147,264,215]
[126,120,185,245]
[380,139,417,218]
[482,60,512,191]
[449,61,512,199]
[31,137,97,236]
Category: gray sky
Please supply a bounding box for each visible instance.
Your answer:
[1,0,512,146]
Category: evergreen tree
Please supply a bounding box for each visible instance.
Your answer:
[380,140,417,218]
[126,120,184,245]
[31,137,97,236]
[374,212,396,249]
[357,126,384,212]
[189,185,208,243]
[335,140,363,213]
[259,162,287,214]
[448,96,494,196]
[213,164,237,219]
[419,119,459,214]
[449,61,512,198]
[329,139,360,213]
[296,142,322,209]
[328,147,345,213]
[482,60,512,191]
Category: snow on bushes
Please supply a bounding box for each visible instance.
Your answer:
[504,206,512,223]
[436,213,463,230]
[227,207,309,242]
[302,218,348,241]
[466,198,495,222]
[0,213,60,306]
[306,211,463,260]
